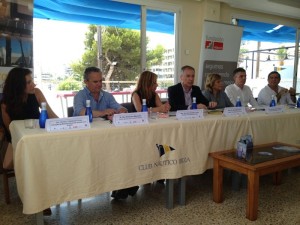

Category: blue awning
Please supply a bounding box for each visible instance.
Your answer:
[238,19,296,43]
[33,0,296,43]
[33,0,175,34]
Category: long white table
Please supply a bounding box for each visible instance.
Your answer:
[10,108,300,224]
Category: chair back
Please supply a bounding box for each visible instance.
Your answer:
[67,107,74,117]
[0,127,6,174]
[0,127,15,204]
[121,102,134,113]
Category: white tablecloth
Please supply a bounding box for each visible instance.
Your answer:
[10,109,300,214]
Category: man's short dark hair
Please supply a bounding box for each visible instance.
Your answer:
[233,67,246,76]
[181,65,195,73]
[84,67,102,81]
[268,71,281,80]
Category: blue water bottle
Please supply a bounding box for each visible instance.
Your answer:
[39,102,48,128]
[269,95,276,107]
[235,96,242,107]
[142,99,148,112]
[297,96,300,108]
[85,100,93,123]
[192,97,197,109]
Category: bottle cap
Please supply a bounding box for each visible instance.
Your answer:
[86,100,91,107]
[192,97,196,103]
[142,99,146,104]
[41,102,47,110]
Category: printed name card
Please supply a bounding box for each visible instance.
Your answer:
[45,116,90,132]
[176,109,204,120]
[223,107,247,117]
[113,112,149,126]
[265,105,285,114]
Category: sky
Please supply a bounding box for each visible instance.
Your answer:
[33,18,175,76]
[33,19,88,75]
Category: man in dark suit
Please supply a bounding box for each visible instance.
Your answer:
[168,65,217,111]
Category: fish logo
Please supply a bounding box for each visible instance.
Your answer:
[156,144,175,157]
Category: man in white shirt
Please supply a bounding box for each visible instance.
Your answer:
[257,71,295,106]
[225,68,258,107]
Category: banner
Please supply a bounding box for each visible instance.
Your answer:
[197,21,243,89]
[0,1,33,93]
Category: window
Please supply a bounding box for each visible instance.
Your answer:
[33,1,180,117]
[235,19,298,97]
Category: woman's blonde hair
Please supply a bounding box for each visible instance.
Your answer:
[135,71,157,101]
[205,73,221,92]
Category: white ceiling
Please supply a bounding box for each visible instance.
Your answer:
[216,0,300,20]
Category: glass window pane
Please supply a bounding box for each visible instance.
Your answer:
[146,9,175,100]
[237,19,297,98]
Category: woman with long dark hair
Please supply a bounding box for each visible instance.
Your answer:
[1,67,57,215]
[1,67,57,140]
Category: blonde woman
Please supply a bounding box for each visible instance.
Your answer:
[203,73,233,109]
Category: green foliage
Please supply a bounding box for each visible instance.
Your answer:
[57,77,82,91]
[102,27,141,81]
[147,45,165,66]
[70,25,99,80]
[276,46,287,61]
[70,25,165,83]
[238,48,249,63]
[158,79,173,89]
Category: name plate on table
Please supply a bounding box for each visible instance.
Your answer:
[45,116,90,132]
[223,107,247,117]
[176,109,204,120]
[265,105,285,114]
[113,112,149,126]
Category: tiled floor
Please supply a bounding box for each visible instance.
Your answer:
[1,169,300,225]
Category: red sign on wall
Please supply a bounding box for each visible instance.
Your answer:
[213,41,223,50]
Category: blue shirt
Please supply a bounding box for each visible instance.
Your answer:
[73,87,122,116]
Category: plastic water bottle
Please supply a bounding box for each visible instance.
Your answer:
[235,96,242,107]
[297,96,300,108]
[269,95,276,107]
[39,102,48,128]
[85,100,93,123]
[142,99,148,112]
[192,97,197,109]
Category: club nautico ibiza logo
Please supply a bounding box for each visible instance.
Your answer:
[156,144,175,157]
[137,144,190,171]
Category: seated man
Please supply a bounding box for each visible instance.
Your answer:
[73,66,127,117]
[257,71,295,106]
[74,67,137,200]
[225,67,258,107]
[168,65,216,111]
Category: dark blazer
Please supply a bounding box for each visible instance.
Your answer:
[167,83,209,111]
